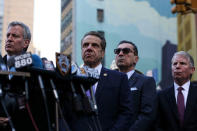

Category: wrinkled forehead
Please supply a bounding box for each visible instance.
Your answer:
[172,54,189,63]
[7,25,24,34]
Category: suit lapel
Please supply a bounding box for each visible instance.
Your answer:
[128,72,138,87]
[95,67,108,101]
[165,86,179,121]
[184,83,197,123]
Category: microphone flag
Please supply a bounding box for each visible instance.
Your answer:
[56,53,71,76]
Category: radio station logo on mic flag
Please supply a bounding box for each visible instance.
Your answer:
[43,60,55,71]
[56,53,71,76]
[14,52,33,69]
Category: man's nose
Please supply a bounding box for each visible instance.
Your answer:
[176,63,181,68]
[87,44,93,50]
[118,50,124,55]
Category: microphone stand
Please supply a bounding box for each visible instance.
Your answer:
[49,79,71,131]
[89,85,102,131]
[38,75,52,131]
[70,81,83,112]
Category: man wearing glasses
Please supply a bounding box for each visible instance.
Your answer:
[114,40,157,131]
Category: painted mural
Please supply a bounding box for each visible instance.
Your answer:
[75,0,177,83]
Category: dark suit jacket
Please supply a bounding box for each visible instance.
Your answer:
[157,82,197,131]
[129,72,157,131]
[96,67,133,131]
[67,67,133,131]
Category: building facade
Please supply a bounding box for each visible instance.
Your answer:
[1,0,36,56]
[0,0,3,52]
[61,0,177,83]
[177,13,197,80]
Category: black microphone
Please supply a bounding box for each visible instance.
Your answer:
[11,53,52,131]
[42,58,59,101]
[71,63,95,114]
[73,65,102,131]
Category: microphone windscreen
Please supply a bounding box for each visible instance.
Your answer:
[31,54,44,69]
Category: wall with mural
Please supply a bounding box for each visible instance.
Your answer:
[74,0,177,83]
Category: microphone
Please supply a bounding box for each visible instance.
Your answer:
[11,53,52,131]
[42,58,59,101]
[71,63,95,114]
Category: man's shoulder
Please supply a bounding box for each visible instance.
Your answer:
[158,86,173,96]
[133,71,154,82]
[102,67,126,77]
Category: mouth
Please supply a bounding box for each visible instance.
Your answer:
[117,57,125,62]
[174,72,182,76]
[5,42,12,47]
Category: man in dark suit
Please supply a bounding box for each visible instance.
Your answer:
[70,31,133,131]
[114,40,157,131]
[157,51,197,131]
[0,21,32,130]
[0,21,49,131]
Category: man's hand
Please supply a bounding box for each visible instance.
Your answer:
[0,117,9,127]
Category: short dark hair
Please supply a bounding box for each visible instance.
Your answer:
[81,31,106,51]
[8,21,31,51]
[118,40,138,56]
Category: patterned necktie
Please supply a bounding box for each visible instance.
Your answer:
[177,87,185,126]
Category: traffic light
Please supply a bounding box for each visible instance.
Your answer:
[170,0,197,14]
[171,4,187,14]
[171,0,188,14]
[190,0,197,12]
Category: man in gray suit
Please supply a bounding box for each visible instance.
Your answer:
[115,40,157,131]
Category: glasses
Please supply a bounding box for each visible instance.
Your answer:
[114,48,132,54]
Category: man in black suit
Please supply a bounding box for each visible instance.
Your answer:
[0,21,32,130]
[114,40,157,131]
[0,21,48,131]
[69,31,133,131]
[157,51,197,131]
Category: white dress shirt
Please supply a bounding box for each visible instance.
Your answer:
[174,81,190,107]
[126,70,135,79]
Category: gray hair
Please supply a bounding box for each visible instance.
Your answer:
[8,21,31,41]
[172,51,194,67]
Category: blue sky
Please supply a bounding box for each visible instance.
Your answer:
[135,0,177,18]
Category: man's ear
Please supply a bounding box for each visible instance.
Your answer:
[134,56,139,65]
[101,50,105,59]
[24,39,30,49]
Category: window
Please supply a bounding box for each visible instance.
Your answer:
[97,9,104,22]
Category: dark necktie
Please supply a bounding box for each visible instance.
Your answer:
[177,87,185,126]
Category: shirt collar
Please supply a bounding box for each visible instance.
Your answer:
[7,55,11,61]
[83,63,102,75]
[127,70,135,79]
[174,80,190,92]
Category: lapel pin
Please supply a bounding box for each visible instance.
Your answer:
[103,73,107,76]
